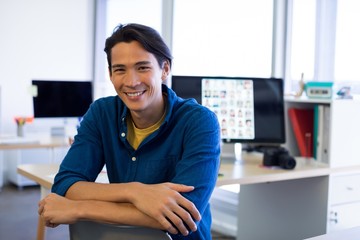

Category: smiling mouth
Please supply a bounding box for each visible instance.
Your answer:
[125,91,145,97]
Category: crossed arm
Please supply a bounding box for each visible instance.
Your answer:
[38,181,201,236]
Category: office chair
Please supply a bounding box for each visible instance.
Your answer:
[69,220,172,240]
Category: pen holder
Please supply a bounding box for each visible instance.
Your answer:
[17,124,24,137]
[14,116,34,137]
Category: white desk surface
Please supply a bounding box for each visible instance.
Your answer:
[18,155,332,190]
[0,135,69,150]
[18,153,360,190]
[17,163,59,189]
[305,226,360,240]
[17,163,108,189]
[217,153,331,186]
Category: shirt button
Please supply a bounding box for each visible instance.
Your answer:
[121,132,125,137]
[132,157,136,162]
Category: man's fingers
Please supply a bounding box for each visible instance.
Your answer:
[158,215,178,235]
[178,197,201,222]
[162,209,190,236]
[177,207,197,233]
[38,205,43,215]
[167,183,195,193]
[159,203,198,236]
[45,221,59,228]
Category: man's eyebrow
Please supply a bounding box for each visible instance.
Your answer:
[135,61,152,66]
[112,64,125,69]
[111,61,152,69]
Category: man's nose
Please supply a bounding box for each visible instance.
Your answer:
[124,70,140,87]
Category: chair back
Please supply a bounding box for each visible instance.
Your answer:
[69,220,172,240]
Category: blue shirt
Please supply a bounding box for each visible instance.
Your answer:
[52,84,221,240]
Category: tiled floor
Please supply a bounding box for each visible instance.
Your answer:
[0,184,235,240]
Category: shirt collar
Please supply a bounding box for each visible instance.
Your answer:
[118,84,177,127]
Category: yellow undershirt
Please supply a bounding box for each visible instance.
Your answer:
[126,110,166,150]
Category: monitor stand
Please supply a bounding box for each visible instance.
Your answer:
[50,126,66,137]
[234,143,242,164]
[220,142,244,163]
[50,118,78,138]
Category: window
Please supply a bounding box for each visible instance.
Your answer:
[172,0,274,78]
[288,0,316,82]
[287,0,360,93]
[98,0,360,98]
[334,0,360,82]
[106,0,162,36]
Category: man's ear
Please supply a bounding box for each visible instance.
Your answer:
[161,61,171,81]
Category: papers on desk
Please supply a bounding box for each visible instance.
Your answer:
[0,136,40,145]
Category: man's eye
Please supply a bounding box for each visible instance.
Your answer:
[113,68,125,73]
[138,66,150,71]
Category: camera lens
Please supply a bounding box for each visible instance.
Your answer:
[278,154,296,169]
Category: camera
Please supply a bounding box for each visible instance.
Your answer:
[263,147,296,170]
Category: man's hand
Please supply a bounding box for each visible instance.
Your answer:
[129,182,201,236]
[38,193,79,228]
[38,182,201,236]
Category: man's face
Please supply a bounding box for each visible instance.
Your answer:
[109,41,169,116]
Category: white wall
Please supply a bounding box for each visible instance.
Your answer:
[0,0,95,135]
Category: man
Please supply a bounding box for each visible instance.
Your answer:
[38,23,220,239]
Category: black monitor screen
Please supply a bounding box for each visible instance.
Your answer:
[171,76,285,144]
[32,80,93,118]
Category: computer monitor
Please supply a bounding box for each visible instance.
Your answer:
[171,75,285,145]
[32,80,93,118]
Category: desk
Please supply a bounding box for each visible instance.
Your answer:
[17,163,59,190]
[19,157,334,240]
[0,137,69,189]
[305,226,360,240]
[17,163,107,240]
[17,164,59,240]
[215,155,332,240]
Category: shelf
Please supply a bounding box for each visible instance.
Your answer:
[285,95,332,104]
